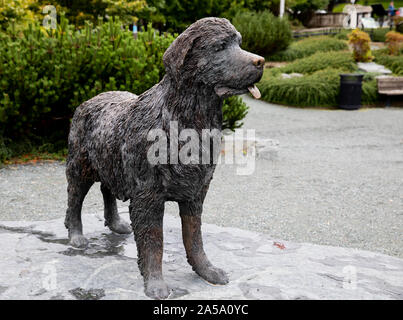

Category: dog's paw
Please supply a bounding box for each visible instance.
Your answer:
[196,265,229,285]
[108,219,132,235]
[69,234,89,248]
[145,279,170,300]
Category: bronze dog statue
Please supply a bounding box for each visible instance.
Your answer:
[65,17,264,299]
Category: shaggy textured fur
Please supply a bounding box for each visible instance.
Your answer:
[65,17,264,299]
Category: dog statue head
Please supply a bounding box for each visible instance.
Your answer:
[163,17,264,99]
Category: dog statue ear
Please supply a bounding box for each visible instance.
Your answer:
[163,30,198,83]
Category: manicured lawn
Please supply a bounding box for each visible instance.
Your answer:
[333,0,403,13]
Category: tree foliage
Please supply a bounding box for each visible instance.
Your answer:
[232,10,292,56]
[0,0,147,29]
[138,0,283,33]
[289,0,330,26]
[0,16,174,139]
[0,0,44,30]
[51,0,146,26]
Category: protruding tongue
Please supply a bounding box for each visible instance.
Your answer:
[248,85,261,99]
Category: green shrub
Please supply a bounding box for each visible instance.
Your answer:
[258,67,379,108]
[0,16,175,141]
[0,17,249,163]
[222,96,249,130]
[362,79,379,105]
[290,0,330,26]
[258,68,342,107]
[365,28,390,42]
[0,134,68,164]
[374,50,403,75]
[385,31,403,55]
[232,10,292,56]
[395,17,403,33]
[333,29,349,40]
[278,51,357,74]
[269,36,348,61]
[0,136,12,163]
[0,135,34,163]
[0,0,44,31]
[348,29,374,62]
[362,72,383,81]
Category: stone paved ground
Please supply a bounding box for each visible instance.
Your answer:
[0,213,402,300]
[1,96,402,258]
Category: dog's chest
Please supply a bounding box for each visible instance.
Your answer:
[161,163,215,201]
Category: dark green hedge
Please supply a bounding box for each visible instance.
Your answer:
[258,68,342,107]
[269,36,348,62]
[0,17,249,162]
[0,17,175,140]
[366,28,390,42]
[232,10,292,57]
[222,96,249,130]
[258,67,379,108]
[258,50,381,108]
[279,51,357,74]
[373,49,403,75]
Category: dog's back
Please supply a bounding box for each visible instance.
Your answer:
[67,91,139,198]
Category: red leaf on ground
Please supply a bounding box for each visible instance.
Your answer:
[273,241,286,250]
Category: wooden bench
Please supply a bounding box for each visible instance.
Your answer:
[376,76,403,107]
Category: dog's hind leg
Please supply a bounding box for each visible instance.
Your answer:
[129,197,169,300]
[179,201,229,285]
[65,176,93,248]
[100,183,132,234]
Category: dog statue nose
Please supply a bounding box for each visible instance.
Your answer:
[252,57,265,68]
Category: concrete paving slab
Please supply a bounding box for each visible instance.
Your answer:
[357,62,392,74]
[0,212,402,300]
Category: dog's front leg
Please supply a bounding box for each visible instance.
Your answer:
[129,198,169,300]
[179,201,229,285]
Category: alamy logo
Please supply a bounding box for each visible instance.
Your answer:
[42,5,57,30]
[146,121,256,175]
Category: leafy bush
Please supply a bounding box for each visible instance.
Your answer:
[258,68,341,107]
[0,16,175,141]
[140,0,283,33]
[63,0,146,26]
[0,136,12,163]
[0,0,147,29]
[232,10,292,57]
[366,28,390,42]
[0,0,43,31]
[0,134,68,164]
[222,96,249,130]
[269,36,348,61]
[278,51,357,74]
[348,29,374,62]
[373,50,403,75]
[258,67,379,108]
[290,0,330,26]
[385,31,403,55]
[333,29,350,40]
[362,72,383,81]
[395,17,403,33]
[361,79,379,105]
[259,48,380,108]
[0,17,250,163]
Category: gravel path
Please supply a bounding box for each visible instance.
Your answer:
[0,96,402,258]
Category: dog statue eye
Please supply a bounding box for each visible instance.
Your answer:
[215,43,226,52]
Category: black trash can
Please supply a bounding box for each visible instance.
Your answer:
[339,74,364,110]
